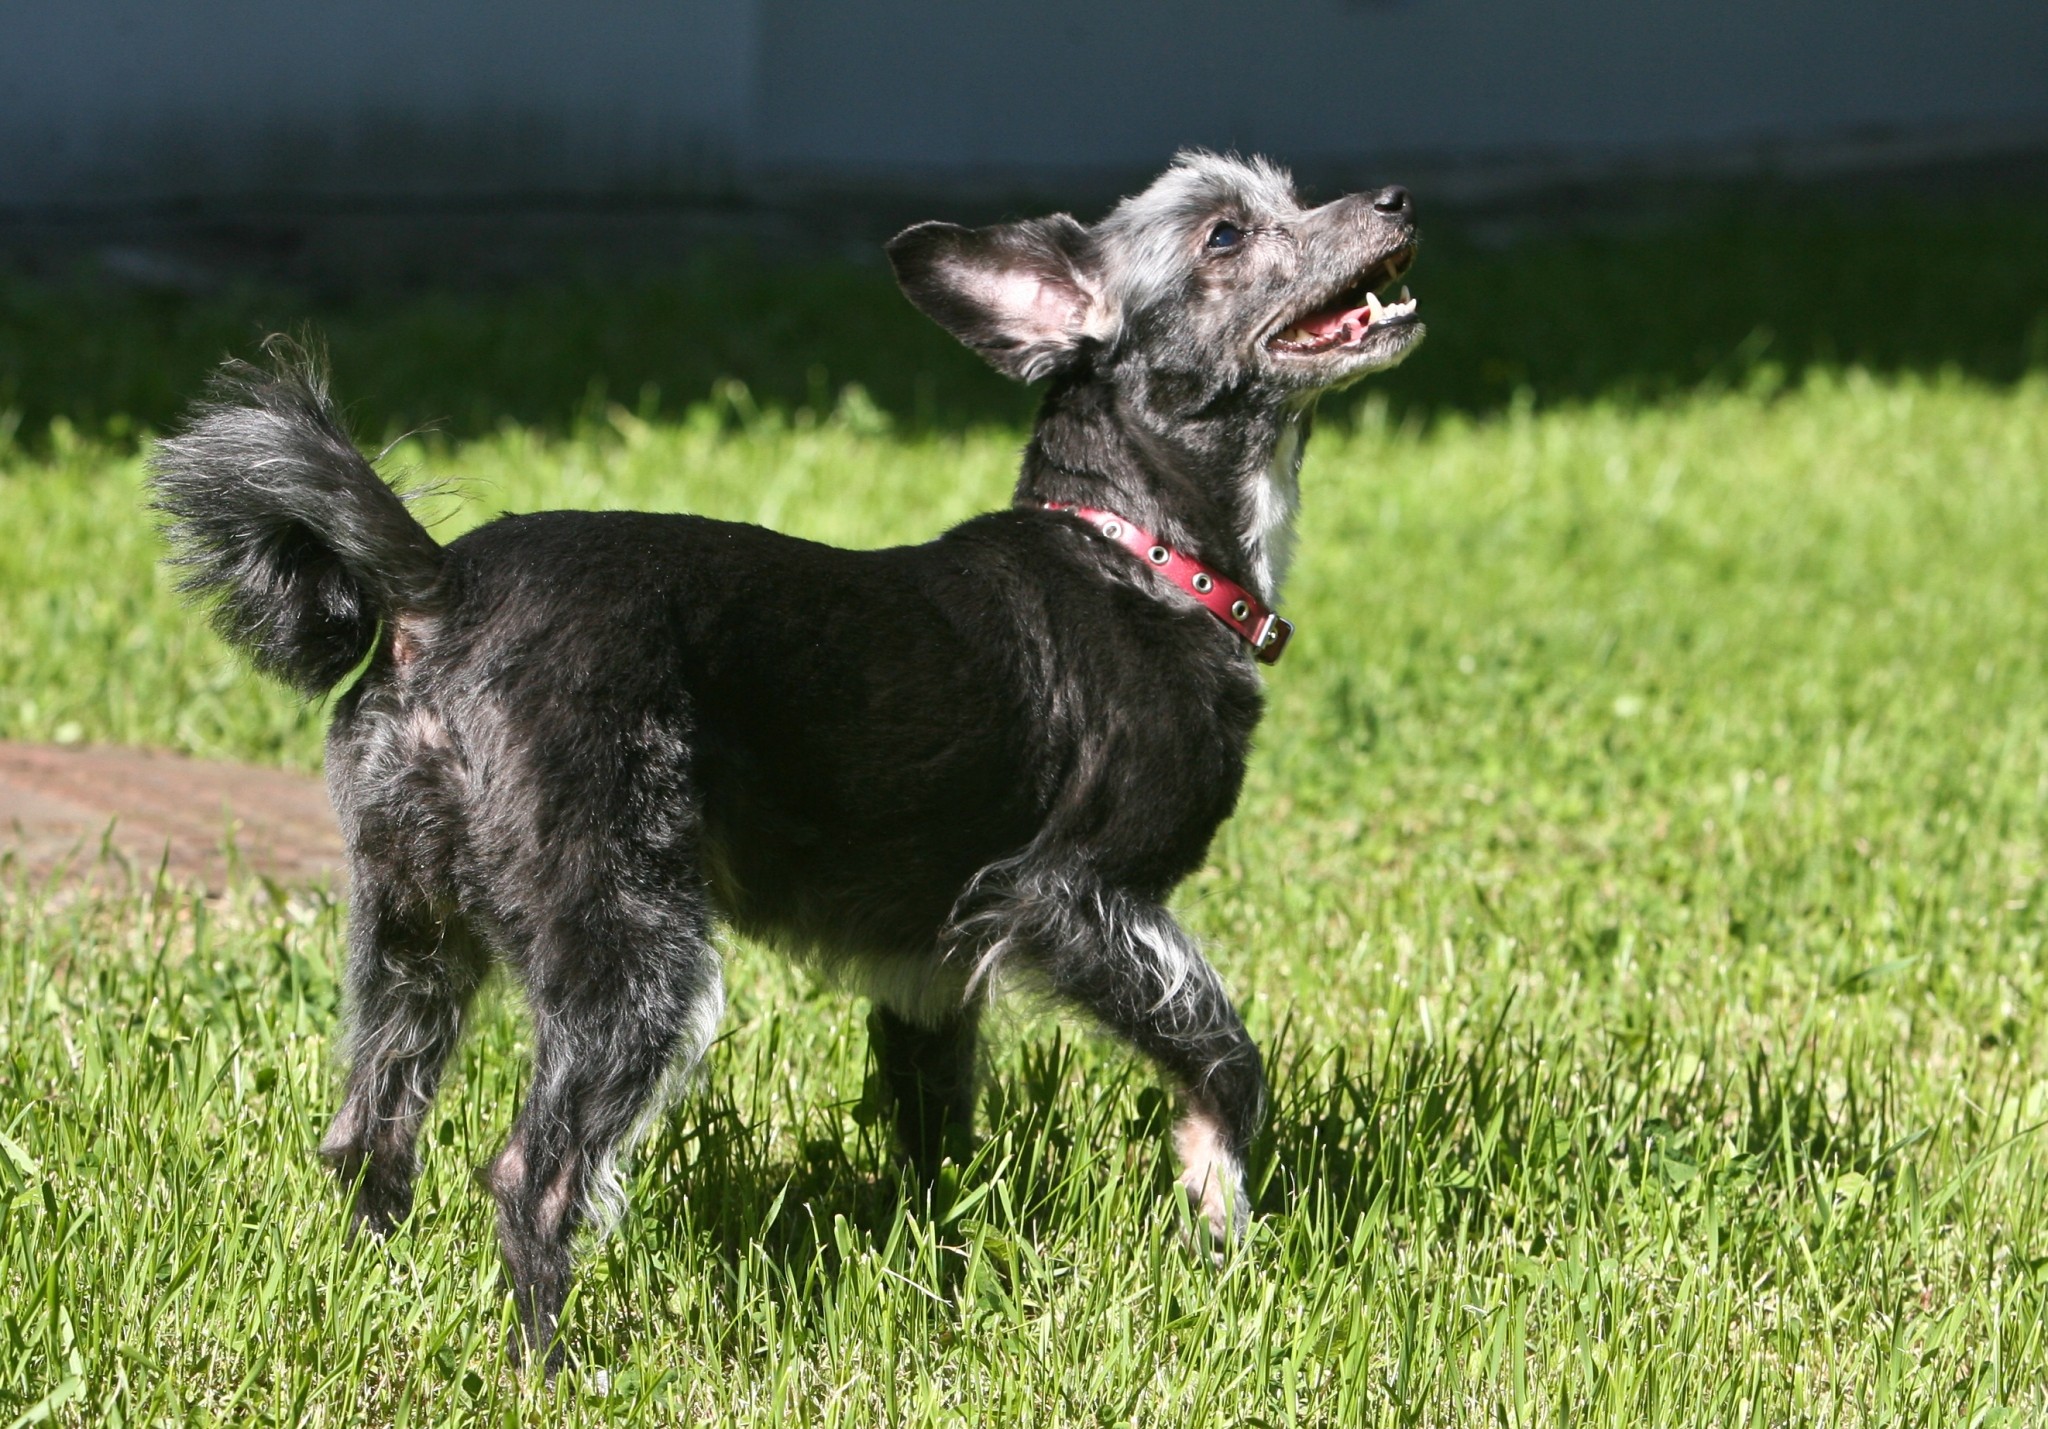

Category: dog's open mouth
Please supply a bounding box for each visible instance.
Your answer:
[1267,245,1419,356]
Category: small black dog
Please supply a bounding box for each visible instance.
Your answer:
[149,152,1421,1367]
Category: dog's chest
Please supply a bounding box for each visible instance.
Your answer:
[1245,414,1305,602]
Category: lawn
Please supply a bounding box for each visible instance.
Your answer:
[2,191,2047,1424]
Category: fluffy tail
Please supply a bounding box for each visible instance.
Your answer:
[148,342,445,695]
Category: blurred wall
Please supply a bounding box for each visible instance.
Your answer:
[2,0,2044,209]
[751,0,2048,176]
[0,0,756,206]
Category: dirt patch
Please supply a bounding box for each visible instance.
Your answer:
[0,742,343,895]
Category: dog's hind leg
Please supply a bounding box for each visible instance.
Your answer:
[319,885,490,1237]
[484,892,724,1373]
[868,1004,981,1180]
[956,864,1267,1246]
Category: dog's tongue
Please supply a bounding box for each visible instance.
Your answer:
[1276,287,1416,350]
[1302,303,1372,343]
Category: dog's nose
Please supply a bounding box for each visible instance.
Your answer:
[1372,185,1412,217]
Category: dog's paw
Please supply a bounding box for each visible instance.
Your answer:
[1178,1166,1251,1263]
[344,1202,409,1245]
[1174,1110,1250,1262]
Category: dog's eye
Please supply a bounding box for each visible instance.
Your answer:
[1207,221,1244,251]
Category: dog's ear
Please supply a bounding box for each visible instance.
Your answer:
[887,216,1113,382]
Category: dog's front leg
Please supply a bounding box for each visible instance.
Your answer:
[1062,901,1265,1248]
[959,868,1266,1247]
[868,1003,981,1181]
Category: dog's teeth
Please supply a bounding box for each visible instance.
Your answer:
[1365,291,1384,321]
[1400,285,1412,302]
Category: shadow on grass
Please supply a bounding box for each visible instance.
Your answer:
[576,1002,1944,1371]
[4,188,2046,452]
[1260,1009,1934,1263]
[619,1031,1108,1297]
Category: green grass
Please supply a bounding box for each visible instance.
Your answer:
[3,194,2048,1423]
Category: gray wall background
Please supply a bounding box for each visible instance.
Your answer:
[4,0,2045,209]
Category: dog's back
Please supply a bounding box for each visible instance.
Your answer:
[333,503,1257,968]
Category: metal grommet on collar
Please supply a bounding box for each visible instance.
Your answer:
[1230,599,1250,621]
[1148,545,1170,565]
[1191,572,1213,593]
[1101,520,1123,539]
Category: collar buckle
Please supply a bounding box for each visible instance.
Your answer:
[1253,614,1294,665]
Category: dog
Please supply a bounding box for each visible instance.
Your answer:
[148,151,1422,1369]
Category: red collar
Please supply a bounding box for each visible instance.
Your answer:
[1041,502,1294,664]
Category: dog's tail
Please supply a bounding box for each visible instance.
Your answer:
[148,341,446,696]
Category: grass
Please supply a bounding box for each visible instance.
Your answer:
[2,191,2048,1423]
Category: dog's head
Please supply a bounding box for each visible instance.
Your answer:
[887,151,1422,407]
